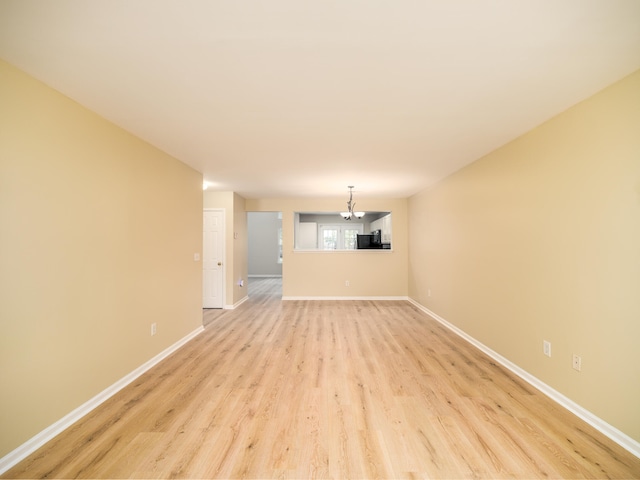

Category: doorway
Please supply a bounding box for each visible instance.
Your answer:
[247,212,283,298]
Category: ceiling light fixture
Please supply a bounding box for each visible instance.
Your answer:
[340,186,365,220]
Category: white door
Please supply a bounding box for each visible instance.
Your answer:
[203,210,224,308]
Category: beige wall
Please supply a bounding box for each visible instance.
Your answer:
[203,191,248,306]
[246,197,408,297]
[0,60,203,457]
[408,70,640,442]
[233,193,248,304]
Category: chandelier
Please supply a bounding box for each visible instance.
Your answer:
[340,186,365,220]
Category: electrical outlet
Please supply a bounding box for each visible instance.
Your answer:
[345,280,350,287]
[151,323,157,336]
[543,340,551,357]
[428,289,431,297]
[572,354,582,371]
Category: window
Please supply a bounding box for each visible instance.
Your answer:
[318,225,363,250]
[344,228,359,250]
[321,227,338,250]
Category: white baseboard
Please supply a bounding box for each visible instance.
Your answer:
[282,295,409,301]
[225,295,249,310]
[0,325,205,475]
[248,274,282,278]
[407,298,640,459]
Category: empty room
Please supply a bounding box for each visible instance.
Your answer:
[1,1,639,478]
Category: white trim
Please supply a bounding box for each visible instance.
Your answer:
[225,295,249,310]
[282,296,409,301]
[0,326,205,475]
[248,274,282,278]
[407,298,640,459]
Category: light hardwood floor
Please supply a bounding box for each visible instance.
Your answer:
[4,277,640,479]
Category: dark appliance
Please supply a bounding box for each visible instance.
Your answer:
[371,229,382,246]
[357,234,373,249]
[357,230,383,249]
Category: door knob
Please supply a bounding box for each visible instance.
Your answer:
[217,262,222,266]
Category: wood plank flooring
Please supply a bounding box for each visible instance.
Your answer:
[4,277,640,479]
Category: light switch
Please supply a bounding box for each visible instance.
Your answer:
[194,253,200,261]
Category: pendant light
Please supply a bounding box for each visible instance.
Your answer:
[340,186,365,220]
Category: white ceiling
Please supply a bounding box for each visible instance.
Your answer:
[1,1,639,198]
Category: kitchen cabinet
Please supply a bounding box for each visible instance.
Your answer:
[297,222,317,249]
[370,213,392,244]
